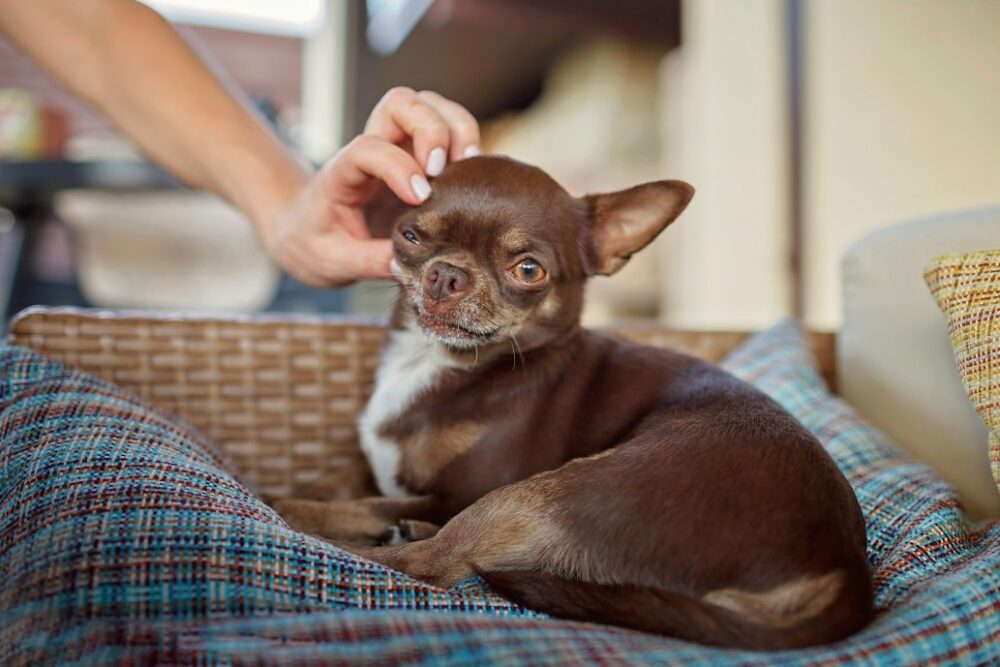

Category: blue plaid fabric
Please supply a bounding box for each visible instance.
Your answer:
[1,320,999,665]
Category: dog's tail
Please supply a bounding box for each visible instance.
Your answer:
[480,568,869,650]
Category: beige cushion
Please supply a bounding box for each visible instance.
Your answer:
[838,207,1000,519]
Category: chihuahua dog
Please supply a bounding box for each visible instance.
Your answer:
[275,156,873,649]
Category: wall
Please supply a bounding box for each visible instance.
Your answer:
[803,0,1000,328]
[658,0,792,330]
[659,0,1000,331]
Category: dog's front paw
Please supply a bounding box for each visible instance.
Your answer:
[374,520,441,546]
[398,519,441,542]
[380,525,406,546]
[273,497,400,546]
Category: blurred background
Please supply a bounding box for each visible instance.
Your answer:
[0,0,997,331]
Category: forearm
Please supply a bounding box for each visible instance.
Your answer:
[0,0,310,237]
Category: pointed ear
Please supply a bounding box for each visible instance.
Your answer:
[584,180,694,276]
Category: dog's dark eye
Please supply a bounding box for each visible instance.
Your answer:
[402,229,420,245]
[511,258,546,284]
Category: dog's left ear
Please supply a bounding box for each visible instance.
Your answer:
[583,180,694,276]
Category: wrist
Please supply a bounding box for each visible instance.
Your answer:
[250,164,312,249]
[217,143,313,248]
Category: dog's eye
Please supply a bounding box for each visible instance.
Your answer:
[402,229,420,245]
[511,258,546,283]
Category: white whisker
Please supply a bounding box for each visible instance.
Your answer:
[511,334,526,370]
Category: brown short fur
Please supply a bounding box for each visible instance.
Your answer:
[275,156,873,649]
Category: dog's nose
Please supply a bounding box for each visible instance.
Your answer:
[424,262,471,300]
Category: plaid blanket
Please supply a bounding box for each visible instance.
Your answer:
[1,320,998,665]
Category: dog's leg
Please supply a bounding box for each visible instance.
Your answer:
[339,463,587,587]
[293,465,378,501]
[274,495,441,546]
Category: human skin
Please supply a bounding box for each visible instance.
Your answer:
[0,0,480,286]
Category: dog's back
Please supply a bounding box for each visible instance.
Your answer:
[475,332,873,649]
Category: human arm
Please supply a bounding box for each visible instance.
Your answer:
[0,0,479,285]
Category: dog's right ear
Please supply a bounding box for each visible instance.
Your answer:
[583,180,694,276]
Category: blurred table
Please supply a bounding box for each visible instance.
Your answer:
[0,159,179,324]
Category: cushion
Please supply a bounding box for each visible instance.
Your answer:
[0,346,529,664]
[2,325,1000,664]
[838,206,1000,519]
[925,249,1000,497]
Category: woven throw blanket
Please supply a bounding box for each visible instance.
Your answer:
[1,320,998,665]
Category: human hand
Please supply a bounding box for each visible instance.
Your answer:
[262,88,480,287]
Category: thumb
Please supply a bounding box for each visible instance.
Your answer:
[334,238,395,282]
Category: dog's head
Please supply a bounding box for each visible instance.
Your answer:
[388,155,694,351]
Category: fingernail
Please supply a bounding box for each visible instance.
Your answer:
[389,258,402,276]
[426,147,446,176]
[410,174,431,202]
[463,144,481,158]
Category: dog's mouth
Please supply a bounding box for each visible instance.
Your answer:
[415,308,500,343]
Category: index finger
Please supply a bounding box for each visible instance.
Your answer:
[321,134,431,208]
[417,90,481,162]
[365,87,453,176]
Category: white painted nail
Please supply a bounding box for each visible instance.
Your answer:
[463,144,481,158]
[426,147,446,176]
[410,174,431,202]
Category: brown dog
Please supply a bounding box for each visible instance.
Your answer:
[275,156,873,649]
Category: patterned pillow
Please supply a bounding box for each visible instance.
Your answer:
[2,323,1000,665]
[0,345,528,665]
[925,249,1000,495]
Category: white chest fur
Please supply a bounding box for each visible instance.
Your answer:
[357,327,458,497]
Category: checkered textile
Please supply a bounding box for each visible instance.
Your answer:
[925,249,1000,495]
[2,320,999,665]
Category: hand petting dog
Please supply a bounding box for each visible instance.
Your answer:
[263,88,481,288]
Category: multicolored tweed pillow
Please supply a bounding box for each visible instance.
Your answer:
[1,321,999,665]
[925,249,1000,495]
[0,345,529,665]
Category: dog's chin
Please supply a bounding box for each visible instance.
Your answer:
[415,310,501,350]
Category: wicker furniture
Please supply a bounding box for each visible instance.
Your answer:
[7,307,835,500]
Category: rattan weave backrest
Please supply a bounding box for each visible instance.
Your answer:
[7,308,834,499]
